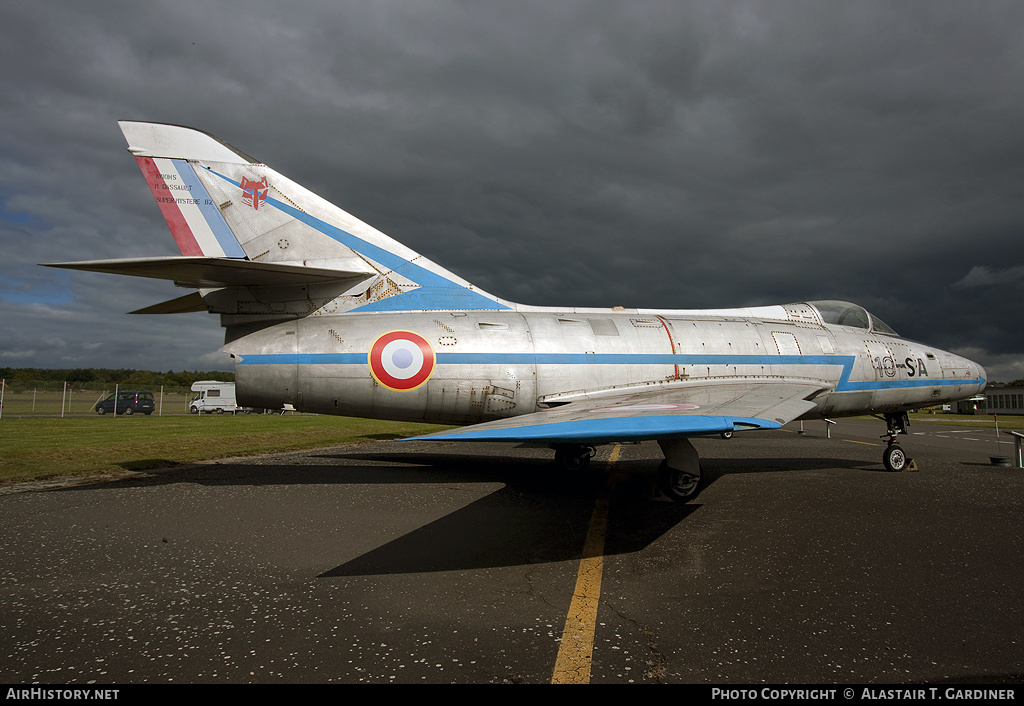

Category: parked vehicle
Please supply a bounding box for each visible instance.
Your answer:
[189,381,243,414]
[95,391,155,415]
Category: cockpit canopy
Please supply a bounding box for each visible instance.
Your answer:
[807,300,898,336]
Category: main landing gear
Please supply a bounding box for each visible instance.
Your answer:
[551,439,704,503]
[552,440,704,502]
[657,438,704,502]
[880,411,913,472]
[552,444,596,472]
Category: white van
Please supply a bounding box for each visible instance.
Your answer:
[189,381,241,414]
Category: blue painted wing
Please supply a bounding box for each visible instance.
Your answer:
[409,381,826,444]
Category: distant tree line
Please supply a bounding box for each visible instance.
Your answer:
[0,368,234,389]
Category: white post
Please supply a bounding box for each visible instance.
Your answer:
[159,386,164,417]
[0,379,4,420]
[994,413,1003,456]
[113,384,118,417]
[62,382,67,419]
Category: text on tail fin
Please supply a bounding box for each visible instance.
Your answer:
[135,156,246,258]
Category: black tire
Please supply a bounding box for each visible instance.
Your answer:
[720,430,733,440]
[190,406,199,414]
[123,407,134,416]
[883,444,909,472]
[96,407,106,415]
[554,445,593,472]
[657,462,704,502]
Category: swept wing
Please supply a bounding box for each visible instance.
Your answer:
[410,380,826,444]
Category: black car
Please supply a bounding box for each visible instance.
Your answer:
[95,391,156,415]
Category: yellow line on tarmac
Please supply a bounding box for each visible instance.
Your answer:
[844,439,879,447]
[550,444,619,684]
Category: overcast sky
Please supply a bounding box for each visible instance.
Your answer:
[3,1,1024,381]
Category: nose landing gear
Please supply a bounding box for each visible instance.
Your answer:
[883,443,910,472]
[880,411,914,472]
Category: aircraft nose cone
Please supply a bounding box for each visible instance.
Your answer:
[962,354,987,391]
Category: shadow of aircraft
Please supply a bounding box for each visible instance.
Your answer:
[57,444,882,577]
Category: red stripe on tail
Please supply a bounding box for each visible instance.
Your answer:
[135,157,203,256]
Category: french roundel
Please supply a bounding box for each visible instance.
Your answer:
[368,331,436,391]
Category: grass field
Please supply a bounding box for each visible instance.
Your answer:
[0,414,452,484]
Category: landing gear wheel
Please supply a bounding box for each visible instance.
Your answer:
[883,444,909,472]
[553,445,594,472]
[720,430,733,439]
[657,462,704,502]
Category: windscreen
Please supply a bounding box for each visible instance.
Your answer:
[808,300,898,335]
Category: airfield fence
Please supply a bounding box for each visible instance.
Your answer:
[0,379,195,417]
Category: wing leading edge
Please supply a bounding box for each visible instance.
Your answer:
[409,381,826,444]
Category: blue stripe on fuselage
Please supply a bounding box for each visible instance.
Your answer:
[235,351,982,393]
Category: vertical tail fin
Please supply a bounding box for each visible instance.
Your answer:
[118,121,509,312]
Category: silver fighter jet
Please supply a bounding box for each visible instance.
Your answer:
[49,122,987,501]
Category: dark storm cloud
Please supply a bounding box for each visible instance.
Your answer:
[2,1,1023,379]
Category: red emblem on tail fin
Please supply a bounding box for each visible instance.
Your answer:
[240,176,269,210]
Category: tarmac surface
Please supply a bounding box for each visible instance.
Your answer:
[2,417,1023,685]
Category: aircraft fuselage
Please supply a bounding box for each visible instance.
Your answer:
[229,302,985,425]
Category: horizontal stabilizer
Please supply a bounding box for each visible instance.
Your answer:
[45,257,374,289]
[129,292,206,315]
